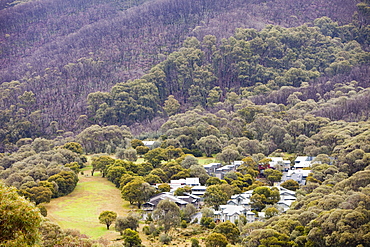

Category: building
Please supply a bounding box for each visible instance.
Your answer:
[191,185,207,197]
[282,169,312,185]
[213,186,297,223]
[294,156,315,169]
[142,141,158,149]
[227,191,253,210]
[142,192,189,212]
[214,205,255,224]
[213,161,244,179]
[268,157,291,171]
[177,193,201,208]
[203,163,222,176]
[169,177,201,191]
[215,165,236,179]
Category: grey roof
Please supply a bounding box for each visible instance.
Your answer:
[144,192,188,207]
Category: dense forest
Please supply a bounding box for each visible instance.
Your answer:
[1,0,370,246]
[0,0,367,151]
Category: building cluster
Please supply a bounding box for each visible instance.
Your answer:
[215,186,296,223]
[142,156,319,223]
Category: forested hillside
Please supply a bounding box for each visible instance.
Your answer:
[0,0,367,152]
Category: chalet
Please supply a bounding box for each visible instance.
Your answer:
[214,161,244,179]
[142,141,158,149]
[142,192,188,212]
[177,193,201,208]
[214,205,255,224]
[169,177,201,191]
[203,163,222,176]
[268,157,291,171]
[282,169,312,185]
[191,185,207,197]
[227,193,252,210]
[294,156,315,169]
[214,186,297,222]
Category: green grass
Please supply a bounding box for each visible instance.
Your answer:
[135,158,145,164]
[197,157,217,165]
[45,174,129,239]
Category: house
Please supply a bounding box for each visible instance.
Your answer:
[191,185,207,197]
[274,186,297,212]
[268,157,291,171]
[214,186,297,223]
[214,161,244,179]
[204,161,244,179]
[142,141,158,149]
[214,205,255,224]
[203,163,222,176]
[282,169,312,185]
[169,177,201,191]
[232,160,244,166]
[276,200,294,212]
[215,165,236,179]
[177,193,201,208]
[294,156,315,169]
[142,192,188,212]
[227,192,252,210]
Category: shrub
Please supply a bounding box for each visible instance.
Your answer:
[159,233,172,244]
[181,220,188,228]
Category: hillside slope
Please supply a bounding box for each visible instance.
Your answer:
[0,0,360,131]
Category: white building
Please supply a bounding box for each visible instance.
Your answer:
[294,156,315,169]
[203,163,222,175]
[142,141,158,149]
[282,169,312,185]
[169,177,201,191]
[191,185,207,196]
[268,157,291,171]
[214,186,297,223]
[214,205,256,224]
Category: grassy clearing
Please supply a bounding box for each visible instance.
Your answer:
[44,172,130,240]
[197,157,217,165]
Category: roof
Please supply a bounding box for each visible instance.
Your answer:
[287,169,311,177]
[219,205,247,216]
[203,163,221,168]
[170,177,200,185]
[191,186,207,190]
[177,196,199,204]
[145,192,188,207]
[281,195,297,200]
[216,165,235,171]
[277,200,294,207]
[295,156,314,162]
[233,161,244,166]
[142,141,157,146]
[183,193,201,199]
[185,177,200,185]
[268,157,291,167]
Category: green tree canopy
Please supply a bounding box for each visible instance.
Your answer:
[115,214,140,234]
[122,228,142,247]
[121,178,155,208]
[98,211,117,230]
[204,184,229,210]
[91,155,115,177]
[281,179,300,191]
[205,232,228,247]
[153,199,181,232]
[0,182,42,246]
[164,95,181,116]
